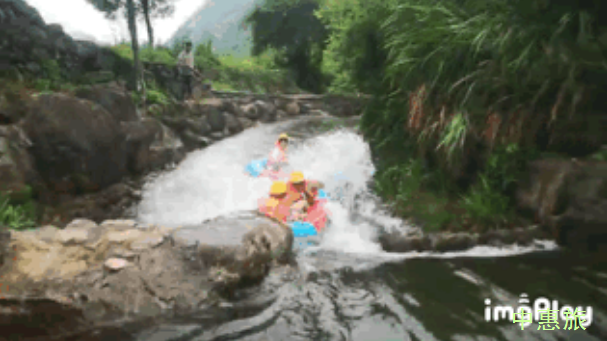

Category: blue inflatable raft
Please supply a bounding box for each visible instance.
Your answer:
[245,158,268,177]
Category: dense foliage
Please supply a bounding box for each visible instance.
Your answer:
[241,0,607,230]
[316,0,607,230]
[244,0,329,93]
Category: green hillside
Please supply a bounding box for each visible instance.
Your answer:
[167,0,262,57]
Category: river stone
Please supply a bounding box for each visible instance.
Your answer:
[181,130,212,150]
[66,218,97,229]
[224,112,243,134]
[104,257,129,271]
[56,228,89,245]
[433,232,478,252]
[106,229,143,243]
[285,101,300,116]
[238,117,255,129]
[209,132,224,140]
[241,103,259,119]
[256,100,277,123]
[224,100,243,116]
[108,248,138,261]
[130,234,165,251]
[206,107,226,132]
[36,225,58,243]
[478,229,514,246]
[101,219,137,228]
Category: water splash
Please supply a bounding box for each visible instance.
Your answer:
[136,118,557,260]
[136,123,284,226]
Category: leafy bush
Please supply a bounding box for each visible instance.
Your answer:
[146,89,170,106]
[323,0,607,231]
[374,159,455,231]
[140,46,176,65]
[0,194,36,231]
[112,43,177,66]
[39,59,61,82]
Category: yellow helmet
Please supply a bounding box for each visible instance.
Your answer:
[270,181,287,195]
[289,171,305,183]
[278,133,289,141]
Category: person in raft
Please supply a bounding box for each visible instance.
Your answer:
[263,133,290,179]
[284,171,325,223]
[301,180,329,231]
[258,181,291,223]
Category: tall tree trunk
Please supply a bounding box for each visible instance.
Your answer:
[141,0,154,48]
[126,0,141,92]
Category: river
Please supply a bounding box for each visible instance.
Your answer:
[125,116,607,341]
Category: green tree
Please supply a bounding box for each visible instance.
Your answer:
[139,0,176,48]
[317,0,395,94]
[87,0,143,91]
[244,0,328,93]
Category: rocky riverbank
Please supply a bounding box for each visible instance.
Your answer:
[0,80,365,226]
[378,158,607,253]
[379,225,552,253]
[0,215,293,339]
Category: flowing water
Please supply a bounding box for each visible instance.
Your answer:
[130,116,607,341]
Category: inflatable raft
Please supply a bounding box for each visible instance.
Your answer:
[289,189,329,237]
[244,158,288,180]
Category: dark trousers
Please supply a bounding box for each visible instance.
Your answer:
[182,74,193,99]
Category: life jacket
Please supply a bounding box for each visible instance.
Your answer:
[304,198,329,232]
[257,197,290,223]
[266,141,287,170]
[284,181,309,207]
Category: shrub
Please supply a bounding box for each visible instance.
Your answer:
[0,193,36,231]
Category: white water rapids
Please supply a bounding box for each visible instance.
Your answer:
[135,117,557,265]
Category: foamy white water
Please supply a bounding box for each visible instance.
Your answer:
[136,118,558,260]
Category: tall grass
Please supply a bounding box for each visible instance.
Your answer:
[342,0,607,231]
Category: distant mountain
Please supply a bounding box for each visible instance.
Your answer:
[167,0,262,57]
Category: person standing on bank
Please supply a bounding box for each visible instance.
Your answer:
[178,41,195,100]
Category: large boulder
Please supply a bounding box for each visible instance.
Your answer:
[0,125,37,198]
[172,213,294,291]
[21,93,128,196]
[157,115,212,151]
[224,112,243,134]
[241,102,259,120]
[75,85,139,122]
[146,120,186,167]
[285,101,301,116]
[255,100,277,123]
[121,118,162,174]
[194,99,226,132]
[517,159,607,249]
